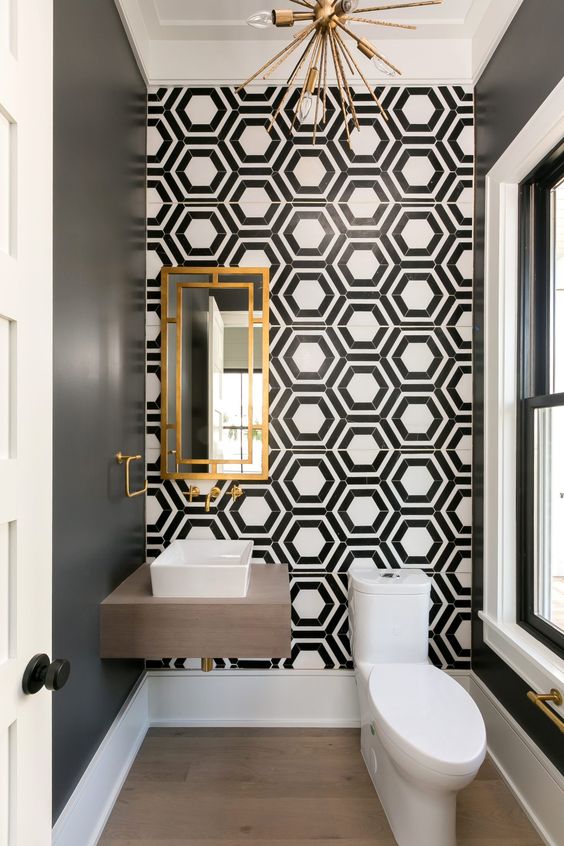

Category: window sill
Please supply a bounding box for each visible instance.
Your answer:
[479,612,564,713]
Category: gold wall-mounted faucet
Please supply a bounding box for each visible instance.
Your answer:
[205,485,221,512]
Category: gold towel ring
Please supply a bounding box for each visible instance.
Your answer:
[115,452,148,498]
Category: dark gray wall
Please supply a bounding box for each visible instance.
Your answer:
[53,0,146,819]
[472,0,564,772]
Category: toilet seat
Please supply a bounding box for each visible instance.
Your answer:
[368,663,486,777]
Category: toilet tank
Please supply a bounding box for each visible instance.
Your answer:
[348,566,431,665]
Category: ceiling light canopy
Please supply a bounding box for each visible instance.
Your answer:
[239,0,443,144]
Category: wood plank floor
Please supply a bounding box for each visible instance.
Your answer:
[99,728,543,845]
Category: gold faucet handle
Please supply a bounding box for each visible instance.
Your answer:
[186,485,201,503]
[229,483,244,502]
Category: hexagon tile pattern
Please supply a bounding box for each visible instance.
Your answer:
[146,84,474,672]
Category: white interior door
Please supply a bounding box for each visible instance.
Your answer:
[0,2,54,844]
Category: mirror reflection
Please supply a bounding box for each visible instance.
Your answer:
[161,268,269,480]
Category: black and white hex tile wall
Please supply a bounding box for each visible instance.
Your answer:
[145,84,474,672]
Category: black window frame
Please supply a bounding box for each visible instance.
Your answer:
[517,139,564,658]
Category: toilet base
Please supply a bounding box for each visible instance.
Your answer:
[361,722,458,846]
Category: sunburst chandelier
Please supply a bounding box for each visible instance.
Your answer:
[238,0,443,144]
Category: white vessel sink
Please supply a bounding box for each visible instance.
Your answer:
[150,540,253,598]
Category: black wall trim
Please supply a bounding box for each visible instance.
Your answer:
[53,0,147,819]
[472,0,564,773]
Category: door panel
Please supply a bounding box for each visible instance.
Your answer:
[0,1,53,843]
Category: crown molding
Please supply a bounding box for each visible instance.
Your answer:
[115,0,524,89]
[146,37,472,87]
[471,0,525,84]
[114,0,150,85]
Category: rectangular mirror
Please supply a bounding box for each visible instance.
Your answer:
[160,267,269,480]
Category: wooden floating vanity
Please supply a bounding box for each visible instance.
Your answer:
[100,563,292,659]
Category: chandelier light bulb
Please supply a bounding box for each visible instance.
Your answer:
[246,10,274,29]
[371,53,400,77]
[341,0,359,12]
[298,92,313,122]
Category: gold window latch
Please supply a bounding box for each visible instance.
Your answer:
[526,688,564,733]
[115,452,148,498]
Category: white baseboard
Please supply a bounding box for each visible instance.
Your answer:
[146,667,470,728]
[446,668,471,691]
[51,668,361,845]
[469,672,564,846]
[57,667,564,846]
[147,668,361,727]
[52,675,149,846]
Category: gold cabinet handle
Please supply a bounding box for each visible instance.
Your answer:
[115,452,148,498]
[526,688,564,733]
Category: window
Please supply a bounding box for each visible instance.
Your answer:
[518,140,564,657]
[218,370,263,476]
[480,80,564,698]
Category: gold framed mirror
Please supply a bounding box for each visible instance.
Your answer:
[160,267,269,480]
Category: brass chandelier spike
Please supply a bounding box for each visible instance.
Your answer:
[238,0,443,145]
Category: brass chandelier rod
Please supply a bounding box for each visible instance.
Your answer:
[287,29,320,85]
[263,22,317,79]
[312,36,325,142]
[334,29,388,120]
[333,30,360,131]
[356,1,442,11]
[328,29,351,145]
[237,19,318,90]
[239,0,442,143]
[320,29,329,125]
[292,31,321,126]
[335,32,356,76]
[267,28,321,131]
[334,18,402,76]
[351,17,416,28]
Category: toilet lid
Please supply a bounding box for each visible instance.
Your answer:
[369,664,486,776]
[350,566,431,596]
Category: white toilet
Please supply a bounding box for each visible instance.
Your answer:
[348,565,486,846]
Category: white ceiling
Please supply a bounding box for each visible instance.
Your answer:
[140,0,484,41]
[115,0,525,84]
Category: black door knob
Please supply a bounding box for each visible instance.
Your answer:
[22,654,71,695]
